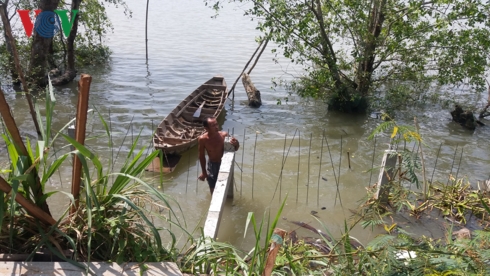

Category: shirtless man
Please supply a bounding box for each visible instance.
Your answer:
[198,117,239,194]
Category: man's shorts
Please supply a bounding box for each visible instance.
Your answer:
[206,160,221,190]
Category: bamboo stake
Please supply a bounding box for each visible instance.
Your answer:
[430,142,442,184]
[70,74,92,214]
[0,6,40,135]
[131,122,134,159]
[324,135,338,185]
[186,151,190,193]
[280,134,287,202]
[296,130,300,203]
[145,0,150,63]
[196,159,199,194]
[113,115,134,168]
[455,145,464,180]
[398,154,402,183]
[414,117,428,199]
[262,228,287,276]
[317,130,325,206]
[272,129,298,203]
[307,133,312,204]
[369,136,377,185]
[337,135,343,207]
[241,128,245,197]
[446,145,459,187]
[347,149,351,169]
[252,132,258,199]
[109,108,114,184]
[338,135,343,182]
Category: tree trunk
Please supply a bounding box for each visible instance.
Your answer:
[479,83,490,119]
[0,1,20,85]
[356,0,387,96]
[241,73,262,107]
[0,3,42,135]
[28,0,60,89]
[311,0,362,112]
[311,0,343,91]
[51,0,81,86]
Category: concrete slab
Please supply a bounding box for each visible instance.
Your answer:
[374,150,397,203]
[203,146,235,239]
[0,262,182,276]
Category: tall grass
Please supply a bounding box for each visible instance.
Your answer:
[0,80,188,268]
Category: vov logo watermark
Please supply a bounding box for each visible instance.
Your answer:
[17,10,79,38]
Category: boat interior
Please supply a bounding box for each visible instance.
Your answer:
[153,81,228,149]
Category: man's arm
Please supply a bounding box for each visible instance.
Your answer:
[198,137,207,180]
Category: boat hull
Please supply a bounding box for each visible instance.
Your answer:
[153,75,228,156]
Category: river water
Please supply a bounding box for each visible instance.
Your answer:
[1,0,490,251]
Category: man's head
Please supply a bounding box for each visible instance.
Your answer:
[203,117,219,133]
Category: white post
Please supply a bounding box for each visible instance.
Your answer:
[67,123,75,151]
[374,150,398,204]
[203,137,235,239]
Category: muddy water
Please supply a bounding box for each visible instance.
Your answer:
[1,0,489,251]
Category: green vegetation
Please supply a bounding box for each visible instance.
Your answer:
[1,84,489,274]
[0,0,128,87]
[0,81,184,273]
[206,0,490,113]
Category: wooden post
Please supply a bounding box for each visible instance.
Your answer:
[242,73,262,107]
[0,6,41,135]
[374,150,397,204]
[71,74,92,214]
[263,228,287,276]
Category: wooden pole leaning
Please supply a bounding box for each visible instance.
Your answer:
[70,74,92,214]
[0,176,56,226]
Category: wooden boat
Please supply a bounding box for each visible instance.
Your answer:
[153,75,228,156]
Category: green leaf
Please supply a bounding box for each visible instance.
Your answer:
[41,154,69,184]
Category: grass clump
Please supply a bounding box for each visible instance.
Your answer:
[0,79,184,268]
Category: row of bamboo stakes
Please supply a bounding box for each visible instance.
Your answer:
[176,128,480,208]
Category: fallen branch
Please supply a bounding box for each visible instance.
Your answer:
[242,73,262,107]
[229,38,265,100]
[229,32,271,101]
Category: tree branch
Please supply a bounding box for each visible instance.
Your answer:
[251,0,324,56]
